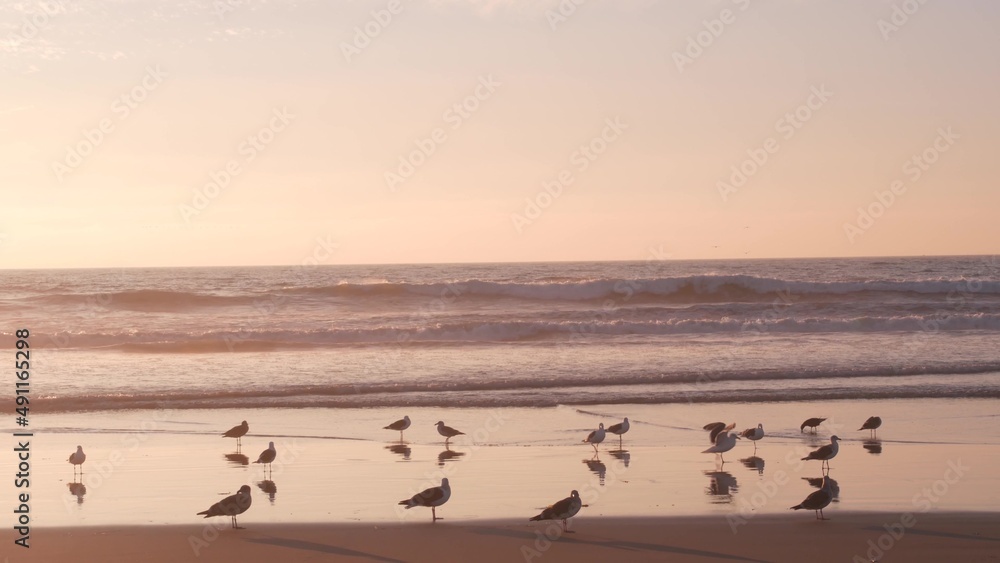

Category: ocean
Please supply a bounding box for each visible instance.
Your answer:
[5,255,1000,414]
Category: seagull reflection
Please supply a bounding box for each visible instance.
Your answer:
[386,443,412,460]
[704,470,738,503]
[225,452,250,466]
[437,446,465,467]
[803,475,840,502]
[609,449,630,468]
[863,440,883,454]
[583,458,607,486]
[257,480,277,504]
[67,482,87,504]
[740,456,765,475]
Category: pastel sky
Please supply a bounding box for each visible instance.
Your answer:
[1,0,998,268]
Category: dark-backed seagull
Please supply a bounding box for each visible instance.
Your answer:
[530,490,583,532]
[583,423,605,453]
[606,417,629,447]
[197,485,252,529]
[859,416,882,438]
[800,417,826,433]
[801,435,840,470]
[740,423,765,453]
[435,421,465,444]
[69,446,86,477]
[222,420,249,447]
[705,421,735,443]
[790,476,834,520]
[385,415,411,441]
[702,431,739,462]
[398,478,451,522]
[254,441,277,474]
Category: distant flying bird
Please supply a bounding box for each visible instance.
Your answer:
[800,417,826,433]
[398,478,451,522]
[197,485,252,529]
[254,441,277,472]
[606,418,630,447]
[530,490,583,533]
[705,421,735,443]
[859,416,882,438]
[703,431,740,462]
[583,423,606,453]
[69,446,86,477]
[790,476,834,520]
[802,435,841,469]
[741,423,765,453]
[435,421,465,444]
[222,420,249,446]
[385,415,411,441]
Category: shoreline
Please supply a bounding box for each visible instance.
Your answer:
[7,513,1000,562]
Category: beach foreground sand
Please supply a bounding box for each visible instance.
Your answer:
[6,513,999,562]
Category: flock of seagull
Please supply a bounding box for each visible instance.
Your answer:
[67,413,883,529]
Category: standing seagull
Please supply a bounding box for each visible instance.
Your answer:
[741,423,765,453]
[702,431,740,462]
[68,446,86,478]
[790,476,834,520]
[385,415,411,441]
[802,435,841,470]
[197,485,252,529]
[530,490,583,533]
[398,478,451,522]
[583,423,606,454]
[222,420,249,447]
[606,418,630,448]
[435,421,465,445]
[254,441,277,475]
[859,416,882,439]
[800,417,826,433]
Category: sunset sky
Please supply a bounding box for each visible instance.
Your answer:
[1,0,998,268]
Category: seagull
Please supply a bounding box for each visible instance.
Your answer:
[859,416,882,438]
[398,478,451,522]
[705,422,735,443]
[197,485,252,529]
[222,420,249,447]
[435,421,465,445]
[606,418,630,448]
[801,435,841,470]
[740,423,765,453]
[800,417,826,433]
[69,446,86,477]
[530,490,583,533]
[254,441,277,474]
[703,431,740,462]
[583,423,606,453]
[790,476,834,520]
[385,415,411,441]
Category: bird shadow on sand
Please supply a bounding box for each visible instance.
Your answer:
[245,537,405,563]
[468,527,768,562]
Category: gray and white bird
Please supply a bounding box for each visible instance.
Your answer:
[222,420,249,446]
[802,435,841,469]
[398,478,451,522]
[254,441,277,473]
[197,485,252,529]
[705,421,735,443]
[790,476,834,520]
[530,490,583,532]
[68,446,86,477]
[740,423,765,453]
[435,421,465,445]
[800,417,826,433]
[702,431,740,462]
[385,415,411,441]
[859,416,882,439]
[606,418,630,448]
[583,423,606,453]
